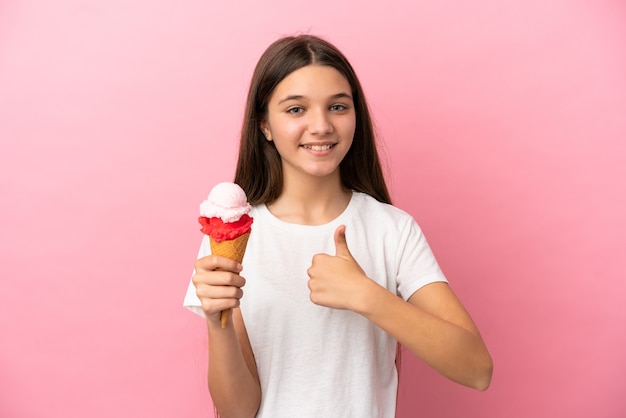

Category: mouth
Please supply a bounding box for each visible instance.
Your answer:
[301,143,336,151]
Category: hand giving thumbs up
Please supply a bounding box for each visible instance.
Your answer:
[307,225,374,311]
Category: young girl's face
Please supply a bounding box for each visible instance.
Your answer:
[261,65,356,182]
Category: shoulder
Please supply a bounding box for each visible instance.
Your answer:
[351,192,416,227]
[348,192,424,246]
[249,203,264,217]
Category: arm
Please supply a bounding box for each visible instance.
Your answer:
[307,226,493,391]
[358,281,492,390]
[193,255,261,417]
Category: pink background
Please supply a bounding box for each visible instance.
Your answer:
[1,1,625,417]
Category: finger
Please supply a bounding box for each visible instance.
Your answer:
[200,296,241,317]
[195,254,243,273]
[193,270,246,288]
[196,283,244,300]
[334,225,352,258]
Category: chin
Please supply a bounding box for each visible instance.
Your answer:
[304,164,342,178]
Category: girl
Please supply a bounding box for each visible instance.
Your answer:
[184,34,492,418]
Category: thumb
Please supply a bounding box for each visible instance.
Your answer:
[334,225,352,258]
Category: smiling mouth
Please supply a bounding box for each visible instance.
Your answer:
[301,144,336,151]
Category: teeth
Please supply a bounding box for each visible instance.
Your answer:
[304,144,334,151]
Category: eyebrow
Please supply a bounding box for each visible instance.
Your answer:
[277,92,353,105]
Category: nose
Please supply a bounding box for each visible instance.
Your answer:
[308,108,334,136]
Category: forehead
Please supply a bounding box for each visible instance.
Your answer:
[270,65,351,101]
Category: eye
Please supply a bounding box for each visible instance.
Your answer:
[287,106,304,115]
[330,104,348,111]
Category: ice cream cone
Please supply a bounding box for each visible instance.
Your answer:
[209,232,251,328]
[199,182,253,328]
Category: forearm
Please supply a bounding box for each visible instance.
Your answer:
[357,282,493,390]
[206,319,261,418]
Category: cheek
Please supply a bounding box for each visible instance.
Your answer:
[342,120,356,141]
[274,118,305,139]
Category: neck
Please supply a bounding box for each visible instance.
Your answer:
[267,171,351,225]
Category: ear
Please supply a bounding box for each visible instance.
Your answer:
[259,120,272,141]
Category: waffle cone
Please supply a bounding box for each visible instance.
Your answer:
[209,232,250,328]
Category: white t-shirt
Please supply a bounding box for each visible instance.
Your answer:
[183,192,447,418]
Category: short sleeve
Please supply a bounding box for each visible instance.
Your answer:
[395,218,448,300]
[182,235,211,317]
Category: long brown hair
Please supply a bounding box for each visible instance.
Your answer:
[234,34,391,205]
